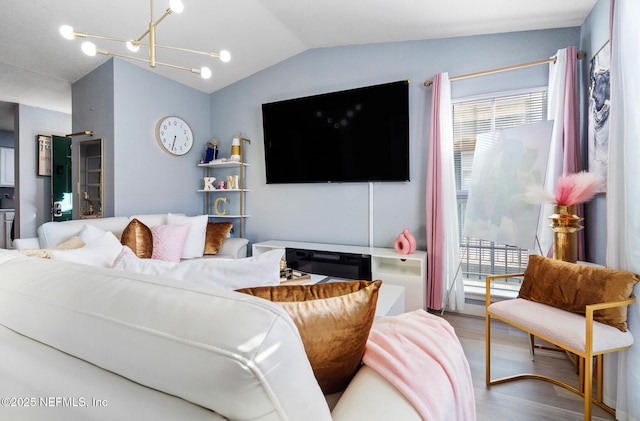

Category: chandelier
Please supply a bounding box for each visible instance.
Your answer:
[59,0,230,79]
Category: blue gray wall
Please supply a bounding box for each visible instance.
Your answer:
[15,105,71,238]
[72,59,211,218]
[68,23,612,255]
[211,28,580,250]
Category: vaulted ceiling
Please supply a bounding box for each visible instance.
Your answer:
[0,0,596,130]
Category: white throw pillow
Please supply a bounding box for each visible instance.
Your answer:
[78,224,106,244]
[50,231,123,268]
[117,249,284,290]
[111,245,139,270]
[167,213,209,259]
[166,249,284,289]
[119,256,178,275]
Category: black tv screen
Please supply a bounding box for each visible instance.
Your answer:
[262,80,410,184]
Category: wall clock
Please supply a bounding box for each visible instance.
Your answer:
[155,116,194,156]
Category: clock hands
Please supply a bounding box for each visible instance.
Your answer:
[171,135,176,152]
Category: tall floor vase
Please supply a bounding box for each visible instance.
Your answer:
[548,204,583,263]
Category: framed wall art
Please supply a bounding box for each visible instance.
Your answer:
[588,41,610,193]
[37,134,52,176]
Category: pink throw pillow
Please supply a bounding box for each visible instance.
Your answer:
[150,224,190,263]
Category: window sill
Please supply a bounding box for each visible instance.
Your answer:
[464,285,518,301]
[446,285,519,317]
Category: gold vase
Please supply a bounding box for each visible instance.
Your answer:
[548,204,583,263]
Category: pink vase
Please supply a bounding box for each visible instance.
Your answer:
[403,228,417,254]
[394,228,416,255]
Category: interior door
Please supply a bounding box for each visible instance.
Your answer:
[51,135,72,221]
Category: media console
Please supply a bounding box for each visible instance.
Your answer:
[252,240,427,312]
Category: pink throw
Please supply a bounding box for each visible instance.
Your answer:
[363,310,476,421]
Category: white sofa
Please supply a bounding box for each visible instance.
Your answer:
[12,213,249,260]
[0,252,436,421]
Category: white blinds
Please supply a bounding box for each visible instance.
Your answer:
[452,90,547,190]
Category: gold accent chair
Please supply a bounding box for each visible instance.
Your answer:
[485,256,637,421]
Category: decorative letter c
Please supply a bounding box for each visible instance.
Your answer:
[214,197,228,215]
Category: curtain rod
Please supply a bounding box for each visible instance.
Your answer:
[423,50,586,87]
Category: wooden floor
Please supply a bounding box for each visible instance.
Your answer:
[441,312,615,421]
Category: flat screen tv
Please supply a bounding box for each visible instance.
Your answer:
[262,80,410,184]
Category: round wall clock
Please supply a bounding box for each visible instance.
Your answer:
[155,116,194,156]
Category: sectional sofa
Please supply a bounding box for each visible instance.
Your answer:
[1,213,476,420]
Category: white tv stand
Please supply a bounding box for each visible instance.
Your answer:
[252,240,427,311]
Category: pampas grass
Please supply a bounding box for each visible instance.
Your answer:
[525,171,602,206]
[524,184,555,205]
[554,171,602,205]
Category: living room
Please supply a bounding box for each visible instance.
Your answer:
[1,0,639,420]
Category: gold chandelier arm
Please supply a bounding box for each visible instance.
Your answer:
[72,31,130,44]
[130,7,173,44]
[154,43,224,58]
[96,48,204,74]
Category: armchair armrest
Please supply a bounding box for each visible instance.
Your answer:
[485,273,524,307]
[12,237,41,250]
[218,237,249,259]
[584,295,636,349]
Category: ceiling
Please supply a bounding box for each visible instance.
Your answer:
[0,0,596,131]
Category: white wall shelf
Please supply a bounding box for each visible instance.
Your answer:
[198,159,249,236]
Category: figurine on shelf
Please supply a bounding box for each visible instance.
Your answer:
[205,139,219,163]
[203,177,216,191]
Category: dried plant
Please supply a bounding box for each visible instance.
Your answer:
[525,171,602,206]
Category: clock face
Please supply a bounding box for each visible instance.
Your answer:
[155,116,194,156]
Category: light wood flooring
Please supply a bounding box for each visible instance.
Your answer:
[441,312,616,421]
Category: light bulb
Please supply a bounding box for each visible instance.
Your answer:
[219,50,231,63]
[59,25,75,40]
[200,67,212,79]
[126,41,140,52]
[169,0,184,13]
[81,41,97,56]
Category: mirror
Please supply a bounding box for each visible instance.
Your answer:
[78,138,103,219]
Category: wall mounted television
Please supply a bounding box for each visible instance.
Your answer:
[262,80,410,184]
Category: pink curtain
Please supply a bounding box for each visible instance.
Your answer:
[426,74,445,309]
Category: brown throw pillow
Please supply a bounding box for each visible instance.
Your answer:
[204,222,233,255]
[518,255,639,331]
[120,218,153,258]
[236,280,382,394]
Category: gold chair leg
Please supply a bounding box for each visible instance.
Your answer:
[528,333,535,361]
[485,313,491,386]
[584,353,592,421]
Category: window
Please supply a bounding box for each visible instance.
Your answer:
[452,89,548,291]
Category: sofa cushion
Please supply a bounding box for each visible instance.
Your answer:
[120,218,154,258]
[167,214,208,259]
[50,231,123,268]
[237,280,382,394]
[0,257,332,421]
[150,224,190,263]
[78,224,108,244]
[130,213,180,228]
[518,255,639,331]
[204,222,233,255]
[37,216,131,248]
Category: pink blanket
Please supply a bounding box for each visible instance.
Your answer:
[363,310,476,421]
